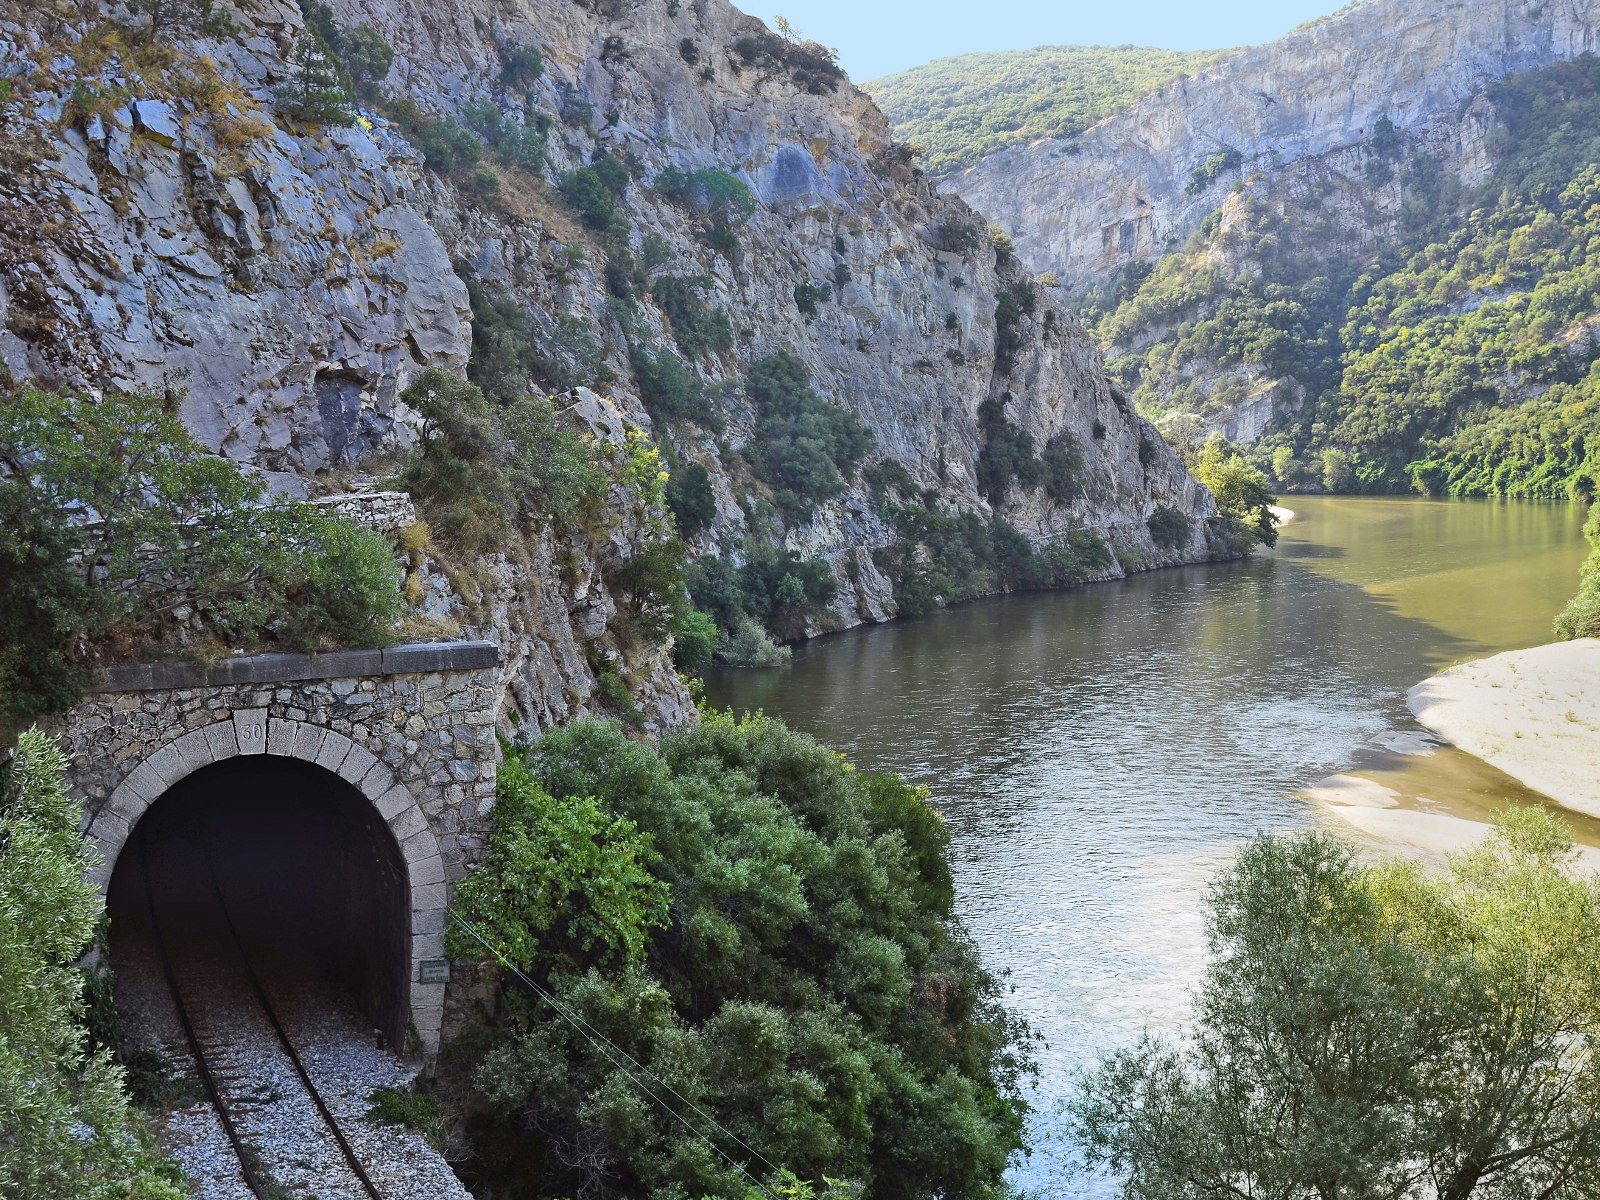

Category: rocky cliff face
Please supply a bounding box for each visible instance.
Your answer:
[953,0,1600,292]
[0,0,1217,731]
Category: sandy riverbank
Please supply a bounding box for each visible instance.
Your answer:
[1304,639,1600,866]
[1408,639,1600,821]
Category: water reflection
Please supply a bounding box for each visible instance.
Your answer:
[704,497,1587,1196]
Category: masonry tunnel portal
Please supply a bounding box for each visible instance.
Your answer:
[107,755,413,1050]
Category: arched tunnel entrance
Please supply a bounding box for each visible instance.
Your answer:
[106,754,412,1050]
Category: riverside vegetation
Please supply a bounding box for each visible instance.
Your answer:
[441,713,1034,1200]
[1073,812,1600,1199]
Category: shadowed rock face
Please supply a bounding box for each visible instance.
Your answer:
[1,0,1219,729]
[952,0,1600,291]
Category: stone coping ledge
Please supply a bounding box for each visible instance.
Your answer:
[91,641,502,693]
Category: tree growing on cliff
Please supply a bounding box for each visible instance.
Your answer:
[0,730,186,1199]
[1191,435,1279,547]
[1071,811,1600,1199]
[276,39,357,126]
[128,0,235,40]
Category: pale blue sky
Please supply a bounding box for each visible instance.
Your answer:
[736,0,1345,82]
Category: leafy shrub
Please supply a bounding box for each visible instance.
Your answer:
[650,275,733,357]
[277,519,403,652]
[400,368,602,554]
[1073,812,1600,1198]
[609,537,690,644]
[729,27,844,94]
[684,548,837,652]
[793,280,832,317]
[718,614,792,666]
[654,165,757,220]
[464,279,605,397]
[974,394,1042,504]
[876,501,1111,615]
[1192,436,1279,547]
[591,152,632,195]
[931,221,985,254]
[0,389,403,728]
[384,97,492,181]
[1185,145,1243,194]
[559,165,626,233]
[1147,505,1193,549]
[863,457,917,500]
[1040,430,1083,503]
[670,609,718,673]
[499,43,544,90]
[631,347,713,426]
[451,751,669,973]
[368,1085,449,1151]
[463,100,549,173]
[449,714,1028,1198]
[746,352,873,521]
[1555,502,1600,639]
[276,39,356,125]
[992,281,1034,376]
[735,544,839,641]
[298,0,392,99]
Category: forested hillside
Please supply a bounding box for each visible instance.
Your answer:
[1094,55,1600,497]
[864,45,1219,175]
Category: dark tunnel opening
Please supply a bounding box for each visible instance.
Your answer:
[107,754,412,1049]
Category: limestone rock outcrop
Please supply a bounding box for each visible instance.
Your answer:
[953,0,1600,291]
[1,0,1220,731]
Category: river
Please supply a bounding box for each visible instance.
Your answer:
[703,496,1590,1196]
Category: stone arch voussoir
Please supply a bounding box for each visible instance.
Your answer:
[85,712,449,1055]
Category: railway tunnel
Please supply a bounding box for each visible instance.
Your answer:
[106,754,413,1049]
[60,638,505,1066]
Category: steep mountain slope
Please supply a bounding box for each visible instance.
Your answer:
[1096,55,1600,495]
[939,0,1600,496]
[0,0,1222,730]
[865,44,1219,176]
[952,0,1600,291]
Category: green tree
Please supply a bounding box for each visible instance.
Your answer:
[671,609,719,672]
[128,0,234,38]
[0,730,186,1199]
[276,38,356,125]
[665,461,717,540]
[449,753,669,973]
[1072,811,1600,1199]
[400,368,602,554]
[1192,436,1279,547]
[745,352,872,522]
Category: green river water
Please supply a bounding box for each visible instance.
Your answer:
[704,496,1590,1196]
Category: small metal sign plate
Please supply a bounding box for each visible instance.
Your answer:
[418,958,451,984]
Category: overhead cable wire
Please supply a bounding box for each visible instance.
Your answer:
[448,912,789,1200]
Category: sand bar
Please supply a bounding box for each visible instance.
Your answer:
[1407,638,1600,820]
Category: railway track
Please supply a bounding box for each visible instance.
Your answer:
[139,826,386,1200]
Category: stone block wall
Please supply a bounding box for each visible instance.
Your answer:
[53,641,502,1058]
